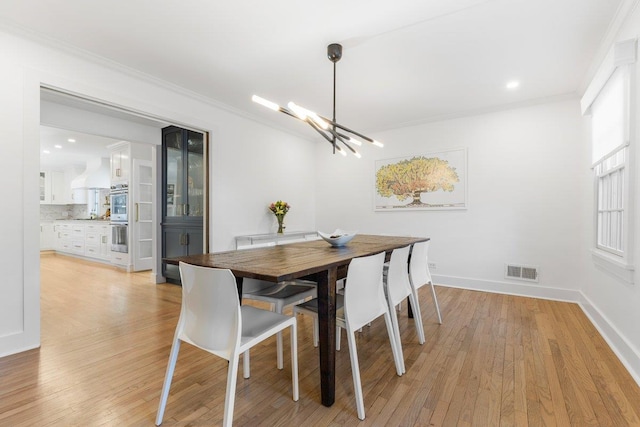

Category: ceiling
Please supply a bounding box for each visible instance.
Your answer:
[0,0,624,137]
[39,125,118,169]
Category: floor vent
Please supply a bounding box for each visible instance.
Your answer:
[505,264,539,282]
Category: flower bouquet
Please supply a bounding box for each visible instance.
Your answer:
[269,200,290,233]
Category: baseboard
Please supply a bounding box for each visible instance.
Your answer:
[432,274,582,302]
[432,274,640,388]
[578,293,640,387]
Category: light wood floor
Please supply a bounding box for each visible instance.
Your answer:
[1,253,639,426]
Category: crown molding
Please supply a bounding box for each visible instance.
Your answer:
[579,0,640,94]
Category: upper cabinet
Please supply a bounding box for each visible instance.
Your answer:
[162,128,205,221]
[110,143,130,183]
[40,169,89,205]
[40,171,50,204]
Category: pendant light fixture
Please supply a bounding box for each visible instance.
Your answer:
[252,43,383,158]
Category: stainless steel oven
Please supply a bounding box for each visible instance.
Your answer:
[110,183,128,222]
[111,222,128,253]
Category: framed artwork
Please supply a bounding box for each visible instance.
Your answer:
[374,148,467,211]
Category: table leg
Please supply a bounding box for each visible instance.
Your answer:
[235,277,243,304]
[316,267,337,407]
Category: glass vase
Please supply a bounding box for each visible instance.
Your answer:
[276,214,285,234]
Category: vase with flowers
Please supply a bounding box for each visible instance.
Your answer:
[269,200,290,234]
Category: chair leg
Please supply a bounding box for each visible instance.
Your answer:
[156,338,181,426]
[243,349,250,379]
[336,326,341,351]
[388,305,406,374]
[430,282,443,324]
[276,303,284,370]
[290,321,299,401]
[346,329,366,420]
[409,290,425,344]
[223,355,240,427]
[383,311,404,377]
[312,316,319,347]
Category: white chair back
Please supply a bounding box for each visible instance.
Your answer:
[409,240,432,289]
[386,245,412,306]
[178,262,241,359]
[343,251,386,331]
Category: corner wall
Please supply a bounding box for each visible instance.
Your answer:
[0,30,316,357]
[316,99,591,298]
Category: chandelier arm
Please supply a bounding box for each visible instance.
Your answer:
[305,117,334,143]
[327,128,357,154]
[316,115,375,144]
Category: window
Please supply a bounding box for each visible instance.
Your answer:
[595,147,626,255]
[591,66,630,259]
[582,38,636,282]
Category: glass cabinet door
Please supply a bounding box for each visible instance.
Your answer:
[163,126,205,222]
[186,131,204,218]
[164,129,183,218]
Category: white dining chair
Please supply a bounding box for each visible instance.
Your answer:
[384,245,425,374]
[156,262,299,427]
[242,278,316,372]
[237,241,317,371]
[409,240,443,324]
[296,252,402,420]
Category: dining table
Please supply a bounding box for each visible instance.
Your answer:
[164,234,429,407]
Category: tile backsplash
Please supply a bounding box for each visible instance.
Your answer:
[40,204,90,221]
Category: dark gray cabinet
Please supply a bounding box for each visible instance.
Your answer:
[162,126,205,283]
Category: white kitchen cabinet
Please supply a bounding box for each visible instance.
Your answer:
[50,170,66,204]
[110,251,130,269]
[85,223,109,260]
[39,171,51,204]
[110,143,130,182]
[55,223,73,252]
[40,222,55,250]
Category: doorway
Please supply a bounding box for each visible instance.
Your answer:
[39,87,209,283]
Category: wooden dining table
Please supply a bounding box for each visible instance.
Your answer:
[164,234,429,407]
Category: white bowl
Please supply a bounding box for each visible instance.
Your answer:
[318,229,357,247]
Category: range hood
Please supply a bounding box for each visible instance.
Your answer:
[70,157,110,189]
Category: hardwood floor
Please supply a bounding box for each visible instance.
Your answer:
[1,253,639,426]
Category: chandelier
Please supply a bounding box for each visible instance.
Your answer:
[252,43,383,158]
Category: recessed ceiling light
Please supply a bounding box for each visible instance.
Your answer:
[54,144,62,149]
[67,138,76,143]
[43,150,50,154]
[506,81,520,90]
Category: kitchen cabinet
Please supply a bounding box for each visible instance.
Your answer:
[161,126,206,283]
[85,223,109,260]
[162,225,204,282]
[50,171,66,204]
[40,222,55,250]
[55,223,73,252]
[40,170,86,205]
[52,221,111,262]
[110,143,130,182]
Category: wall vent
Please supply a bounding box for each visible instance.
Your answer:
[505,264,539,282]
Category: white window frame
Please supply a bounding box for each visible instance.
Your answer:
[582,39,636,284]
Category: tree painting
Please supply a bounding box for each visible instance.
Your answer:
[376,156,460,207]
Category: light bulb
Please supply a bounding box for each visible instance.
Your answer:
[337,146,347,156]
[252,95,280,111]
[354,151,362,158]
[348,137,362,146]
[288,102,308,120]
[372,140,384,148]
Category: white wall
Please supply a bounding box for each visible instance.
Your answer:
[316,98,591,299]
[579,6,640,384]
[0,30,316,357]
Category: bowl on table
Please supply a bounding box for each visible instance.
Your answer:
[318,229,357,247]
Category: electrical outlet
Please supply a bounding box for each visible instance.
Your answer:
[428,262,437,270]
